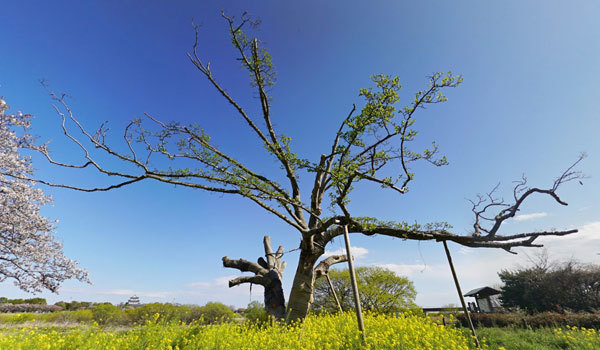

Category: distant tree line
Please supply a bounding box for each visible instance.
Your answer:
[0,301,240,325]
[53,301,92,310]
[0,297,47,305]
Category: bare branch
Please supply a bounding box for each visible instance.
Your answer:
[228,275,268,287]
[222,256,268,276]
[470,154,587,237]
[314,255,348,279]
[320,219,578,254]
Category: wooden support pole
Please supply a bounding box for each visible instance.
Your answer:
[343,224,365,342]
[325,273,344,313]
[443,240,480,348]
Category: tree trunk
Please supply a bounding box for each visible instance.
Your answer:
[286,247,319,321]
[223,236,288,320]
[224,236,343,322]
[263,270,286,320]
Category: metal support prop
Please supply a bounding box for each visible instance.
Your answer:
[325,273,344,313]
[443,240,480,348]
[343,224,365,341]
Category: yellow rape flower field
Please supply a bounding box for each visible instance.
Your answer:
[0,313,477,350]
[1,313,599,349]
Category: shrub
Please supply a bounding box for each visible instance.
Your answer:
[198,302,235,324]
[179,306,205,324]
[499,257,600,313]
[92,303,124,325]
[243,301,268,324]
[125,303,183,325]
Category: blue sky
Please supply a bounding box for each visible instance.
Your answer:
[1,1,599,307]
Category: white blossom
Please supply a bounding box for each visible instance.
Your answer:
[0,99,89,293]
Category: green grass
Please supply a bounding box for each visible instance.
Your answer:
[476,326,600,350]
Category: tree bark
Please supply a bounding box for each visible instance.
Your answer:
[263,269,286,320]
[286,247,320,321]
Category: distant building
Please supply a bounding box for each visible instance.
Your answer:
[464,286,502,313]
[125,295,141,308]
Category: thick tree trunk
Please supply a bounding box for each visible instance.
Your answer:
[263,270,286,320]
[224,236,344,322]
[223,236,288,320]
[286,248,319,321]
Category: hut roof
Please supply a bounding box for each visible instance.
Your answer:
[464,286,501,298]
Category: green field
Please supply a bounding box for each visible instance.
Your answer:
[0,312,599,349]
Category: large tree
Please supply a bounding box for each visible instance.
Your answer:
[312,266,417,314]
[0,98,88,293]
[12,12,583,320]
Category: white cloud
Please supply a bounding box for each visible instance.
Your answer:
[458,247,474,255]
[188,275,243,292]
[60,287,173,300]
[56,274,263,307]
[188,275,237,288]
[375,263,432,277]
[323,246,368,260]
[514,212,547,222]
[97,289,134,296]
[572,221,600,241]
[215,275,237,287]
[537,221,600,261]
[187,282,211,288]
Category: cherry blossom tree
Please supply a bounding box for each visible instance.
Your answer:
[0,98,88,293]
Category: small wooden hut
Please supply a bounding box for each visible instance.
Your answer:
[464,286,502,313]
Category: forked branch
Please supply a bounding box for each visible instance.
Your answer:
[470,153,586,237]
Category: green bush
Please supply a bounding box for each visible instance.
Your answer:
[92,304,124,325]
[125,303,183,325]
[198,302,235,324]
[243,301,268,324]
[179,306,205,324]
[500,259,600,313]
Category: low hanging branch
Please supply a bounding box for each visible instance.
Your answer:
[314,255,349,314]
[314,255,348,280]
[312,153,586,256]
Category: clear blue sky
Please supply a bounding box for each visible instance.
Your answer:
[2,1,599,307]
